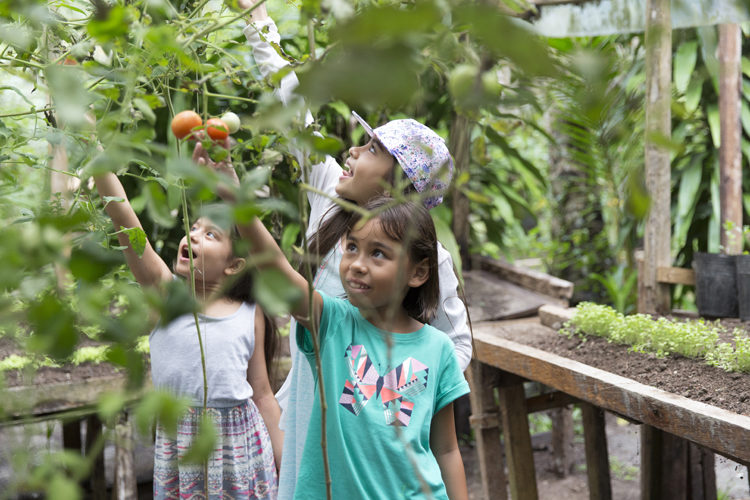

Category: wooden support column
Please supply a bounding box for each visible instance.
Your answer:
[113,412,138,500]
[468,361,507,500]
[549,407,574,477]
[580,403,611,500]
[62,418,82,454]
[85,414,107,499]
[497,371,538,500]
[640,0,672,315]
[719,23,743,254]
[688,442,717,500]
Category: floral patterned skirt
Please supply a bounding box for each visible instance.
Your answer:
[153,399,278,499]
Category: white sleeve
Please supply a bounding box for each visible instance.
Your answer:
[243,19,313,123]
[304,156,344,238]
[432,244,473,371]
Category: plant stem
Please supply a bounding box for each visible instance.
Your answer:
[181,0,268,49]
[0,106,54,119]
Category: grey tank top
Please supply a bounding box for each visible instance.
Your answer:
[149,302,256,407]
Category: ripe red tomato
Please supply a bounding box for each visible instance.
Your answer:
[206,118,229,141]
[171,110,202,140]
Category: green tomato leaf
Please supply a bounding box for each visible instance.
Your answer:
[119,226,147,257]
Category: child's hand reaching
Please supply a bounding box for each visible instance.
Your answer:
[192,136,240,201]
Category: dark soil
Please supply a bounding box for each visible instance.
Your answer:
[494,316,750,416]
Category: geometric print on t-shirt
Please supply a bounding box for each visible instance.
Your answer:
[339,344,429,426]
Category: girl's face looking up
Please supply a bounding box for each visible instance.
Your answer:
[175,217,243,286]
[339,218,428,328]
[336,138,396,206]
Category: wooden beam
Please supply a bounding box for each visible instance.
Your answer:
[473,255,574,301]
[525,391,579,413]
[472,324,750,464]
[641,0,672,314]
[719,23,743,254]
[656,266,695,286]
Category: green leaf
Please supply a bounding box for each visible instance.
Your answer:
[684,75,704,114]
[431,206,463,286]
[70,240,125,282]
[97,391,127,421]
[27,294,78,360]
[281,223,301,256]
[121,227,147,257]
[146,181,175,228]
[253,268,302,317]
[707,104,720,148]
[159,279,198,326]
[673,41,697,95]
[86,4,130,43]
[133,98,156,124]
[45,473,82,500]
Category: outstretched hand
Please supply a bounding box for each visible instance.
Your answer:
[192,135,240,201]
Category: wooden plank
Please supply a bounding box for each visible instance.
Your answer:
[4,374,148,417]
[719,23,743,254]
[642,0,672,314]
[472,324,750,463]
[472,255,574,302]
[463,270,568,321]
[497,372,538,500]
[656,266,695,286]
[580,402,612,500]
[525,391,579,414]
[467,362,508,500]
[538,304,575,329]
[62,418,82,454]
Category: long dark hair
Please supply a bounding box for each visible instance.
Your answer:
[303,161,415,278]
[347,197,439,323]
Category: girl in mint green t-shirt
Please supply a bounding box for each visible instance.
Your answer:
[227,188,470,499]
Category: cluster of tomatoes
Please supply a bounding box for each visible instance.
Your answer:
[170,110,241,141]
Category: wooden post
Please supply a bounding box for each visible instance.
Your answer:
[467,361,508,500]
[85,414,107,499]
[580,403,611,500]
[641,0,672,315]
[688,442,717,500]
[719,23,743,254]
[450,112,472,270]
[497,371,538,500]
[549,407,574,477]
[113,412,138,500]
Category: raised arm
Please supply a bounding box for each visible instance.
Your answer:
[192,144,322,330]
[93,172,172,287]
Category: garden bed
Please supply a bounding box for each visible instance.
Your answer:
[491,314,750,416]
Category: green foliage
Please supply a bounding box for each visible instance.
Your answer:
[565,302,750,373]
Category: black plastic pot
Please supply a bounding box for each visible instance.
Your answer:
[692,252,738,318]
[736,255,750,321]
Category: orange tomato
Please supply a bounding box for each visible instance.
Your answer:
[206,118,229,141]
[171,110,202,140]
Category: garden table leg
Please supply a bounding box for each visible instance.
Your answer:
[687,442,716,500]
[580,402,611,500]
[497,371,537,500]
[468,360,508,500]
[62,418,82,454]
[113,412,137,500]
[85,414,107,499]
[549,406,574,477]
